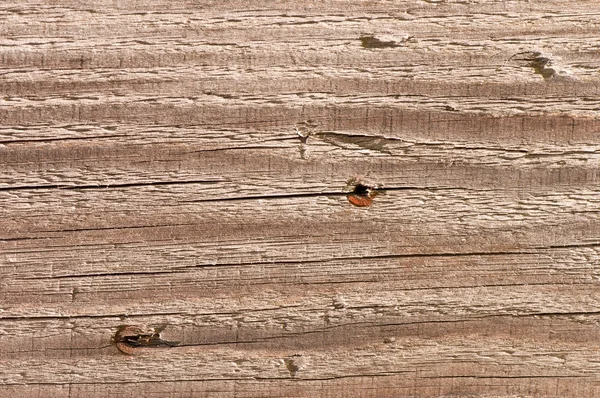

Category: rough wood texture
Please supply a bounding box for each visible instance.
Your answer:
[2,1,600,397]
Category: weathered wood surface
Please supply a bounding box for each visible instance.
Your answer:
[2,1,600,396]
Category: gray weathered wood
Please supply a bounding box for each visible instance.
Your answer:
[2,1,600,396]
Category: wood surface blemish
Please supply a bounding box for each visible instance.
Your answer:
[510,51,575,81]
[360,35,403,49]
[113,324,179,355]
[284,354,304,377]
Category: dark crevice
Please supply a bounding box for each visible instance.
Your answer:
[179,185,460,204]
[16,249,567,280]
[0,134,126,145]
[0,236,52,242]
[40,222,197,234]
[0,179,221,192]
[174,318,484,349]
[534,242,600,250]
[20,269,185,280]
[180,191,342,203]
[313,250,540,261]
[256,371,411,381]
[183,144,291,154]
[0,311,184,322]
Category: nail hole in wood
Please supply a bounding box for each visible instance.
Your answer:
[113,325,179,355]
[347,182,378,207]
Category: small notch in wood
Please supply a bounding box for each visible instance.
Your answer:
[295,120,317,143]
[296,120,317,159]
[284,354,304,377]
[360,35,401,49]
[295,126,311,144]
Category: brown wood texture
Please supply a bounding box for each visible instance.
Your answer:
[2,1,600,397]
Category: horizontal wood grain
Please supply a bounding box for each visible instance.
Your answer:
[2,0,600,397]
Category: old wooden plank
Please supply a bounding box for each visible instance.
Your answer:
[2,0,600,396]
